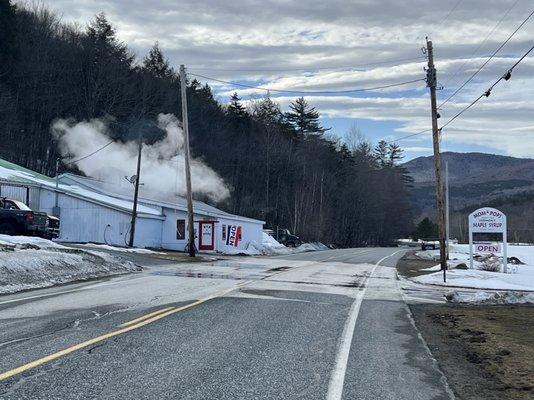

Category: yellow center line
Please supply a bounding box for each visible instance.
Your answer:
[0,285,238,382]
[119,306,176,328]
[0,251,368,383]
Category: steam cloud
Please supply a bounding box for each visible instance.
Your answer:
[52,114,230,203]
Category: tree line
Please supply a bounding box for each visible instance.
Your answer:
[0,1,414,246]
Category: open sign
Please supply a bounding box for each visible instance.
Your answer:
[475,243,501,254]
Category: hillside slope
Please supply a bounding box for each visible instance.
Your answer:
[404,152,534,216]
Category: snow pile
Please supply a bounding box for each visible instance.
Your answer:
[413,244,534,291]
[0,235,140,294]
[76,243,161,254]
[219,233,329,256]
[446,290,534,304]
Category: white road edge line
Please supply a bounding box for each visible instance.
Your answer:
[326,249,406,400]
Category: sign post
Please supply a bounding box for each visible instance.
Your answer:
[468,207,507,273]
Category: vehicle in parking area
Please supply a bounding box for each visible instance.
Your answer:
[273,228,302,247]
[0,197,50,237]
[420,239,440,251]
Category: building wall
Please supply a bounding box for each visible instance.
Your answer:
[160,207,189,251]
[216,218,263,253]
[160,207,263,253]
[38,188,162,248]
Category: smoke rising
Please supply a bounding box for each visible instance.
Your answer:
[52,114,230,203]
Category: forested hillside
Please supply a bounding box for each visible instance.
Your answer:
[0,1,414,246]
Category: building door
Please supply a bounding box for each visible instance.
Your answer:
[198,221,215,251]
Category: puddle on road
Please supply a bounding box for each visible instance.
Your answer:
[268,266,292,272]
[149,270,265,281]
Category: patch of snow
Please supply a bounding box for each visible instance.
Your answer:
[0,234,67,249]
[219,233,329,256]
[413,244,534,291]
[446,290,534,304]
[0,235,140,294]
[75,243,161,254]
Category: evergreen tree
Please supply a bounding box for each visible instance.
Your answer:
[143,42,172,79]
[414,217,438,239]
[86,13,133,65]
[373,140,390,168]
[285,97,328,137]
[227,92,247,117]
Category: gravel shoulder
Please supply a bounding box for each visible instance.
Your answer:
[398,252,534,399]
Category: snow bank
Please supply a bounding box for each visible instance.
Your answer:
[76,243,161,254]
[446,290,534,304]
[220,233,329,256]
[0,235,140,294]
[413,244,534,291]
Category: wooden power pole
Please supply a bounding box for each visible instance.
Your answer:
[426,38,447,282]
[128,133,143,248]
[180,65,196,257]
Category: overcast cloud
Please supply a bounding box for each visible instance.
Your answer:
[32,0,534,158]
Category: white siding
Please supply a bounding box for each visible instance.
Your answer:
[38,187,162,248]
[216,218,263,253]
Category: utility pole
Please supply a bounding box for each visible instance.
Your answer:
[128,133,143,248]
[426,38,447,282]
[54,157,60,217]
[445,161,450,260]
[180,64,196,257]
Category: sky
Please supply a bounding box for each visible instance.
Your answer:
[32,0,534,160]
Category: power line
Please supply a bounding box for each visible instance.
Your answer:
[187,56,426,73]
[386,128,433,144]
[440,44,534,130]
[64,140,114,165]
[434,0,463,33]
[440,0,521,89]
[188,72,426,95]
[438,8,534,109]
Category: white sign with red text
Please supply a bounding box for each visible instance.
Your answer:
[468,207,507,272]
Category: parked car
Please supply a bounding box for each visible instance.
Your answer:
[0,197,50,237]
[421,238,440,251]
[274,228,302,247]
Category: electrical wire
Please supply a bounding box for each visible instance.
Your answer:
[386,128,433,144]
[188,73,426,95]
[187,56,426,73]
[438,8,534,109]
[440,44,534,130]
[433,0,463,34]
[440,0,521,90]
[63,140,114,165]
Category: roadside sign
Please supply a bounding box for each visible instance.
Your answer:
[474,242,501,254]
[468,207,507,272]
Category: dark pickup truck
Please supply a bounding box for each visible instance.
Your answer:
[0,198,49,237]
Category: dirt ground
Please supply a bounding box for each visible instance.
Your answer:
[396,250,438,278]
[411,303,534,399]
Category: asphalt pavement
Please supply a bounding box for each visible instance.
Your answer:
[0,247,454,399]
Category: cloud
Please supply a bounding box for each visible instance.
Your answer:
[32,0,534,157]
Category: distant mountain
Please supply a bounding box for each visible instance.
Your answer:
[404,152,534,217]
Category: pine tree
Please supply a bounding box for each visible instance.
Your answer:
[143,42,172,79]
[285,97,328,137]
[227,92,247,117]
[86,13,133,65]
[373,140,390,168]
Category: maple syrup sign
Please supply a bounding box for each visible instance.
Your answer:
[469,208,506,233]
[468,207,508,272]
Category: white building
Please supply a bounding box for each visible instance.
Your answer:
[0,158,264,252]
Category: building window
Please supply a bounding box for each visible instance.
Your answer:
[176,219,185,240]
[222,224,226,240]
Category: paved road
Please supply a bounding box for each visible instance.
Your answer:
[0,248,453,399]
